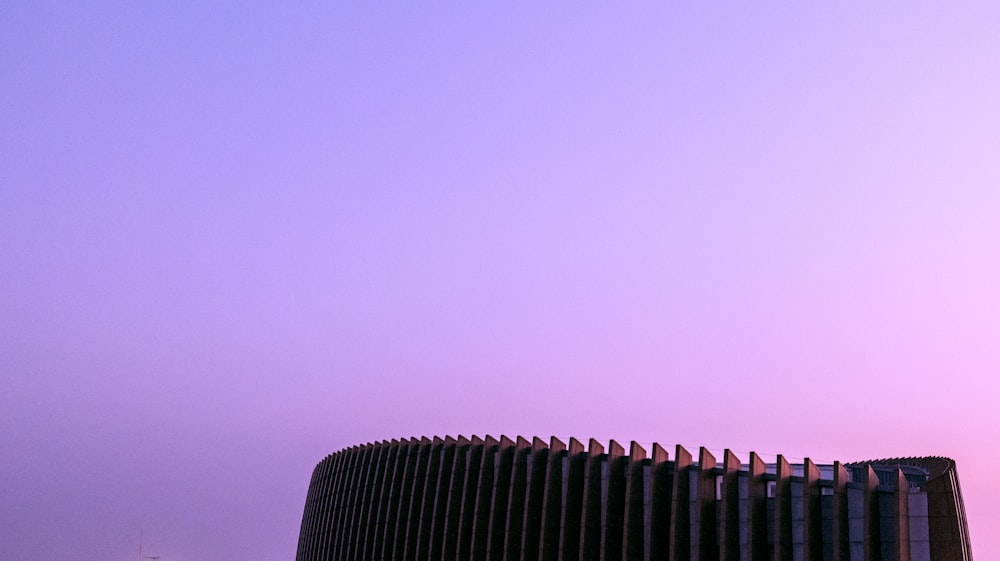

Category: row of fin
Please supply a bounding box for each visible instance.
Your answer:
[295,436,940,561]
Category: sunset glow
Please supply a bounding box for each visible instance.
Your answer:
[3,4,999,560]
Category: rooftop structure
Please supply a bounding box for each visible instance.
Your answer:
[296,436,971,561]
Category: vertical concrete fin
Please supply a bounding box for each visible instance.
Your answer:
[311,453,338,561]
[471,438,498,561]
[774,455,793,561]
[719,450,742,561]
[332,446,362,560]
[376,438,410,559]
[832,461,849,561]
[415,438,445,561]
[579,438,606,559]
[865,464,879,491]
[486,437,514,561]
[895,468,910,561]
[456,439,485,561]
[651,443,669,464]
[402,439,432,561]
[622,442,647,561]
[698,447,716,469]
[649,443,672,561]
[723,449,740,471]
[322,449,346,561]
[295,462,316,561]
[675,445,692,464]
[334,450,357,559]
[601,440,627,561]
[747,452,768,561]
[317,456,342,561]
[668,445,692,561]
[372,443,402,561]
[804,458,820,481]
[695,448,719,561]
[521,437,550,561]
[833,460,848,486]
[441,438,472,561]
[428,439,458,561]
[302,454,335,561]
[864,464,879,561]
[801,458,822,561]
[608,439,625,457]
[539,438,566,561]
[358,443,386,559]
[630,442,647,461]
[297,457,322,561]
[331,453,348,560]
[589,438,606,456]
[503,438,531,561]
[559,438,588,561]
[359,443,389,561]
[346,444,372,555]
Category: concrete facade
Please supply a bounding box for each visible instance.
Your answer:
[296,437,972,561]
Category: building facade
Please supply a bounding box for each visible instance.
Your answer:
[295,436,972,561]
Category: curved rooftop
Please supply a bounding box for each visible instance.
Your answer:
[296,436,972,561]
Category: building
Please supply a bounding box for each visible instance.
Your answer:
[295,436,972,561]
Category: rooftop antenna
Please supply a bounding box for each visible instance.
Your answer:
[139,530,159,561]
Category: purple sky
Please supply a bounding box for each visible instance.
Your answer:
[3,3,999,560]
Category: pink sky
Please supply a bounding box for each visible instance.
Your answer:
[2,3,999,560]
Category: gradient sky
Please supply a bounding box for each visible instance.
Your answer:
[3,3,1000,560]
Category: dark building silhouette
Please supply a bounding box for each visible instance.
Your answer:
[295,436,972,561]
